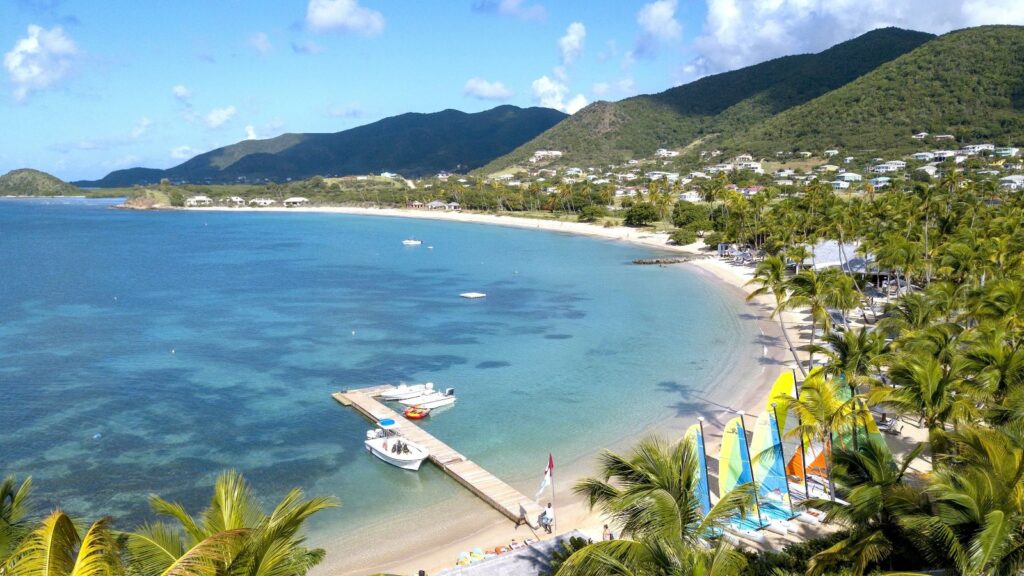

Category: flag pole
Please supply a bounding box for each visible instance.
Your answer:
[550,454,557,534]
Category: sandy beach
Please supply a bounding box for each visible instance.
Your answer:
[186,205,812,575]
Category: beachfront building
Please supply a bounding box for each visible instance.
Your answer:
[408,200,424,208]
[283,197,309,207]
[446,202,461,211]
[426,200,446,210]
[225,196,245,207]
[249,198,275,207]
[185,195,212,207]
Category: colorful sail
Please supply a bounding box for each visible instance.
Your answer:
[718,416,752,497]
[684,423,712,517]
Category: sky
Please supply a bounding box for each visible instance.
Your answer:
[3,0,1024,181]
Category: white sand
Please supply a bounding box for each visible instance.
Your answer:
[183,205,815,575]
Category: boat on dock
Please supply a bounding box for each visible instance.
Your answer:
[379,382,433,400]
[364,418,430,471]
[402,238,423,246]
[399,387,456,409]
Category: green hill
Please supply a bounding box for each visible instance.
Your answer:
[481,27,934,172]
[0,168,81,196]
[719,25,1024,155]
[76,105,567,187]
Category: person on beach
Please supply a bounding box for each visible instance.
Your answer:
[540,502,554,533]
[602,524,614,540]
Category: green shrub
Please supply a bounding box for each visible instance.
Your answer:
[578,205,609,223]
[623,202,658,227]
[671,201,711,230]
[669,228,698,245]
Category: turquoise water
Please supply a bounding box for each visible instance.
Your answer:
[0,199,758,552]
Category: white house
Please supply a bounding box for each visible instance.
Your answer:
[645,171,679,182]
[932,150,957,161]
[911,152,935,162]
[678,190,701,202]
[185,195,212,207]
[736,161,764,174]
[1000,175,1024,190]
[824,149,839,158]
[871,164,897,174]
[885,160,907,170]
[869,177,891,188]
[843,156,855,164]
[917,165,938,177]
[283,197,309,207]
[249,198,275,207]
[996,147,1020,158]
[426,200,446,210]
[687,171,710,180]
[774,179,795,187]
[530,150,563,162]
[837,172,862,182]
[962,144,995,155]
[225,196,245,206]
[934,134,956,141]
[817,164,840,172]
[655,148,680,158]
[912,132,929,140]
[735,154,754,163]
[565,167,584,176]
[830,180,850,190]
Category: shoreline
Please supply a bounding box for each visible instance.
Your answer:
[182,205,807,575]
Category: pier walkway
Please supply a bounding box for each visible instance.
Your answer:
[333,386,545,529]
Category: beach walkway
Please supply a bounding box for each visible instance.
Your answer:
[332,387,545,529]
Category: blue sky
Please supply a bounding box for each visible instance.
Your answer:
[3,0,1023,181]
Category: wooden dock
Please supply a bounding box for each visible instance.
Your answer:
[332,387,545,529]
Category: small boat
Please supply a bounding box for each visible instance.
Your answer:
[403,406,430,420]
[399,387,456,409]
[364,419,429,471]
[402,239,422,246]
[460,292,486,299]
[379,382,434,401]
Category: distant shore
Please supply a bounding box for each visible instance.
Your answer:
[182,204,809,575]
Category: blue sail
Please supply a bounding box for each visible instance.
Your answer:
[684,423,712,517]
[764,409,794,516]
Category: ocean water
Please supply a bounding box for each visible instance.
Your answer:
[0,199,759,550]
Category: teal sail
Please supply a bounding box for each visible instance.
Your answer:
[684,423,712,517]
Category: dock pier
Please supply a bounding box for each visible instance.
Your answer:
[332,387,545,529]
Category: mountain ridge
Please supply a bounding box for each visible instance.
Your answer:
[76,105,567,187]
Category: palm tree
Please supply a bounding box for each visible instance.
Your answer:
[558,436,753,576]
[783,268,852,371]
[1,511,120,576]
[901,426,1024,575]
[0,476,33,565]
[870,351,978,455]
[805,442,927,576]
[125,470,337,576]
[963,327,1024,411]
[745,255,806,375]
[809,326,890,395]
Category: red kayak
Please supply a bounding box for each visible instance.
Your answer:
[403,406,430,420]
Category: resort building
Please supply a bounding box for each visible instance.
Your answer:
[248,198,275,207]
[426,200,446,210]
[529,150,563,163]
[283,197,309,207]
[185,195,212,207]
[225,196,245,207]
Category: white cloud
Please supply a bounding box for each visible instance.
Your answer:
[249,32,272,55]
[130,117,151,139]
[327,102,364,118]
[463,77,513,100]
[306,0,384,36]
[531,75,587,114]
[245,125,258,140]
[290,40,324,55]
[3,24,77,101]
[635,0,681,57]
[687,0,1024,78]
[172,84,191,101]
[559,22,585,65]
[170,145,195,160]
[205,105,237,128]
[472,0,546,21]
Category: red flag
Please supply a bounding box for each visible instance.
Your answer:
[535,453,554,499]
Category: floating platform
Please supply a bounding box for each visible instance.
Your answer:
[333,387,544,528]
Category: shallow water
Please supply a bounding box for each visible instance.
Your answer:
[0,198,758,550]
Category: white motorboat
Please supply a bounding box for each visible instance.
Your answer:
[379,382,434,401]
[460,292,486,299]
[364,419,429,471]
[402,239,423,246]
[399,387,456,409]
